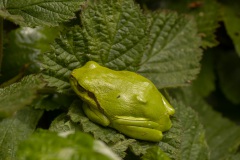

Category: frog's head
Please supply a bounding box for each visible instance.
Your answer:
[70,61,100,107]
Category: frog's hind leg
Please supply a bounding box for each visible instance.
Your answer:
[113,124,163,142]
[111,117,163,142]
[82,103,110,127]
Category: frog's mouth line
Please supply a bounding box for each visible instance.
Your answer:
[87,91,105,113]
[70,75,104,113]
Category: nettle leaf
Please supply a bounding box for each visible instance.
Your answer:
[0,0,85,26]
[41,0,148,92]
[217,51,240,104]
[172,87,240,160]
[33,93,74,111]
[110,139,137,158]
[81,0,148,71]
[0,10,24,25]
[221,0,240,56]
[226,153,240,160]
[158,99,209,160]
[0,108,43,160]
[0,75,46,117]
[49,113,81,133]
[41,0,202,92]
[138,12,202,88]
[1,27,59,83]
[159,0,220,48]
[41,26,87,93]
[129,141,155,156]
[17,129,120,160]
[192,51,216,97]
[50,109,134,158]
[42,0,147,92]
[142,146,171,160]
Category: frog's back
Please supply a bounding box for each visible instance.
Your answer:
[86,68,165,119]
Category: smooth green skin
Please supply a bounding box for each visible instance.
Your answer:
[70,61,175,142]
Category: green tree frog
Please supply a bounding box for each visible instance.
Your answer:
[70,61,175,142]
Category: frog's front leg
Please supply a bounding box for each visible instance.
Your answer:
[82,103,110,126]
[110,116,164,142]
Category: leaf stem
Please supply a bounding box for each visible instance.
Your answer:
[0,17,3,73]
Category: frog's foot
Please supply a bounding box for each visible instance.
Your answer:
[111,117,164,142]
[82,103,110,126]
[161,95,175,115]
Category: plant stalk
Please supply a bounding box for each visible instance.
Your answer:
[0,17,3,73]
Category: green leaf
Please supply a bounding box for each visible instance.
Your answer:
[41,0,149,92]
[17,129,120,160]
[0,10,24,25]
[110,139,137,158]
[159,0,220,48]
[138,12,202,88]
[192,51,216,97]
[226,152,240,160]
[0,75,46,117]
[0,0,85,26]
[34,93,74,111]
[129,141,155,156]
[141,146,171,160]
[6,27,59,53]
[171,87,240,160]
[49,114,81,133]
[33,95,62,111]
[41,26,87,93]
[41,1,203,92]
[81,0,148,71]
[221,0,240,56]
[1,27,59,83]
[217,51,240,104]
[0,108,43,160]
[52,108,135,158]
[158,99,209,160]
